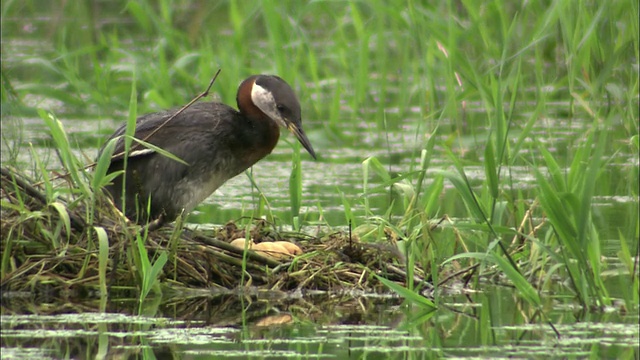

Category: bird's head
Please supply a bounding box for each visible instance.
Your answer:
[238,75,317,159]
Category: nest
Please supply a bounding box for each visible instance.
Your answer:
[1,166,429,300]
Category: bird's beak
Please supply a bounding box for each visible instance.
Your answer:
[287,123,317,160]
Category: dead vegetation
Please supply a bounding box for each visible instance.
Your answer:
[1,166,429,300]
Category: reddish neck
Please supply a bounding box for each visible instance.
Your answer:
[236,76,265,121]
[235,76,281,165]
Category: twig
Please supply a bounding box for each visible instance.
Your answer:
[438,263,479,287]
[40,69,223,184]
[1,166,86,231]
[110,68,222,161]
[386,263,434,291]
[1,166,47,205]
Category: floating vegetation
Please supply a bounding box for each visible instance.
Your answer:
[0,165,428,300]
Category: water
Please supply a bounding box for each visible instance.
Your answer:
[2,289,638,359]
[1,1,638,359]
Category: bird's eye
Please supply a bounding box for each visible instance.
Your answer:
[276,104,286,112]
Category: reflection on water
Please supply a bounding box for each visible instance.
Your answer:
[1,287,637,359]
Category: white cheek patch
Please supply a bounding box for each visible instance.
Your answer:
[251,82,286,127]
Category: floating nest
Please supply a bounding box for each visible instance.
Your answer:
[0,166,429,301]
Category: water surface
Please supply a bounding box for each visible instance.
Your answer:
[1,2,638,359]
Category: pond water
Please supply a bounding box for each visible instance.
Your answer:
[1,1,638,359]
[2,288,638,359]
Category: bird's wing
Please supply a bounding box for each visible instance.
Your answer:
[99,103,235,164]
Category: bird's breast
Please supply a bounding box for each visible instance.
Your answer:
[176,171,230,215]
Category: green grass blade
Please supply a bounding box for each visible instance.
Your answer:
[484,139,499,200]
[49,202,71,247]
[95,226,109,310]
[445,252,541,308]
[289,144,302,225]
[374,274,436,310]
[92,137,118,191]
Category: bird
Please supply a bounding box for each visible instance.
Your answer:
[99,74,316,225]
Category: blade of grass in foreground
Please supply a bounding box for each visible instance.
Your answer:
[362,156,392,216]
[534,125,610,307]
[289,144,302,228]
[95,226,109,311]
[120,74,138,219]
[339,189,356,229]
[91,137,118,192]
[135,229,168,314]
[445,252,541,308]
[374,274,436,310]
[38,110,90,195]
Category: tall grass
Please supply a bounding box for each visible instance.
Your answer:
[333,0,636,311]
